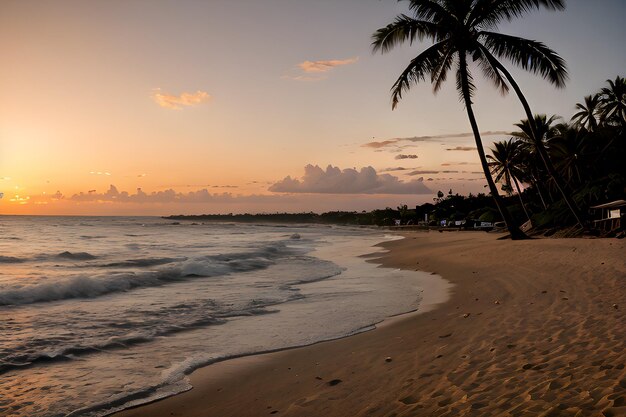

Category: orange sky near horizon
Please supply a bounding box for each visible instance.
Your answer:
[1,0,625,215]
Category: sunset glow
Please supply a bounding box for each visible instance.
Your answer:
[1,0,624,215]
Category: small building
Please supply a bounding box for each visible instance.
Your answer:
[590,200,626,232]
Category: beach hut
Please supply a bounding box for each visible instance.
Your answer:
[590,200,626,232]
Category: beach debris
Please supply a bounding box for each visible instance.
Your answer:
[328,379,342,386]
[562,297,569,301]
[436,354,443,359]
[494,300,501,305]
[507,344,516,349]
[315,376,323,380]
[290,233,301,240]
[438,333,452,338]
[541,290,547,294]
[270,411,279,415]
[385,356,393,363]
[613,304,619,309]
[462,313,470,318]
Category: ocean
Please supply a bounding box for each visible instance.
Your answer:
[0,216,445,417]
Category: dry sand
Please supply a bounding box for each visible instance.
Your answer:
[115,231,625,417]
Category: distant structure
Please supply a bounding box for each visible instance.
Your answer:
[590,200,626,232]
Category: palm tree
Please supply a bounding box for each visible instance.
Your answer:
[371,0,570,238]
[572,94,600,132]
[599,76,626,127]
[487,138,531,221]
[512,114,561,145]
[511,113,586,227]
[548,124,591,187]
[371,0,568,239]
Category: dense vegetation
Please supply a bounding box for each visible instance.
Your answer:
[485,76,626,229]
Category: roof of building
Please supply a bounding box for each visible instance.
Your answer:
[590,200,626,209]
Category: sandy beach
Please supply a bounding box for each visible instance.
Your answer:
[115,231,626,417]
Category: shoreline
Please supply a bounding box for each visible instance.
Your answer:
[114,231,626,417]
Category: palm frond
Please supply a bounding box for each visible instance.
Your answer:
[371,14,439,54]
[390,40,451,109]
[405,0,457,25]
[479,31,568,88]
[431,46,455,93]
[473,44,510,95]
[469,0,565,28]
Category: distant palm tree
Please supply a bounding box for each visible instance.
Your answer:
[488,139,531,221]
[548,124,591,187]
[599,76,626,127]
[572,94,600,132]
[371,0,567,239]
[512,114,561,145]
[512,114,586,227]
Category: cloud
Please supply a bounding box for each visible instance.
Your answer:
[152,89,210,110]
[268,165,430,195]
[408,170,439,176]
[67,185,271,204]
[441,162,476,166]
[395,154,418,160]
[90,171,111,176]
[285,57,358,81]
[379,167,411,173]
[446,146,477,151]
[298,57,358,73]
[362,131,509,149]
[362,140,398,149]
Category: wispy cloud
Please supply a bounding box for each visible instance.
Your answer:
[269,164,430,195]
[407,170,439,176]
[298,57,359,73]
[285,57,358,81]
[151,89,210,110]
[441,162,476,166]
[379,167,412,173]
[446,146,477,151]
[362,140,398,149]
[362,131,509,149]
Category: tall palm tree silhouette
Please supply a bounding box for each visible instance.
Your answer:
[488,139,531,221]
[572,95,600,132]
[372,0,567,239]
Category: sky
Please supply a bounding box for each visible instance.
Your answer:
[1,0,625,215]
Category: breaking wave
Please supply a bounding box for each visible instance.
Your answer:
[0,243,294,306]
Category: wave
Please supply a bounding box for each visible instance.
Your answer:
[0,256,26,263]
[66,319,377,417]
[100,257,185,268]
[56,251,98,260]
[0,243,293,306]
[0,304,281,375]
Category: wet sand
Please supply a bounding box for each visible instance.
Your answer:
[115,231,626,417]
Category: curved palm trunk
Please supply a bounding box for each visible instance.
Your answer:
[458,55,527,240]
[493,62,585,229]
[512,175,531,221]
[530,173,548,210]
